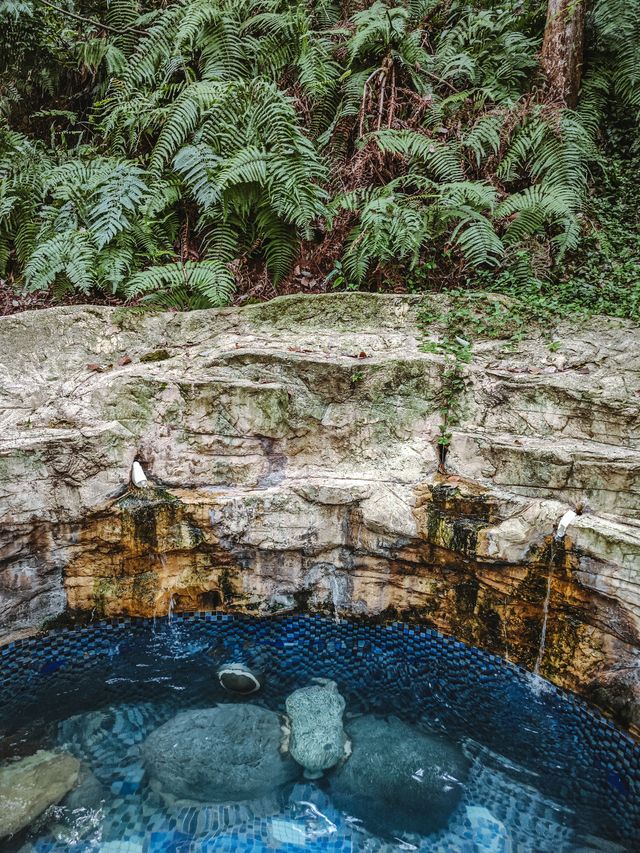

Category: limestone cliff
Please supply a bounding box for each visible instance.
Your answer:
[0,295,638,730]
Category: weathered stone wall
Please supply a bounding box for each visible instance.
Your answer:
[1,295,639,730]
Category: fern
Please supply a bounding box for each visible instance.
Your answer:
[589,0,640,115]
[434,8,540,103]
[25,230,98,293]
[450,216,503,267]
[107,0,142,57]
[127,259,235,307]
[74,38,126,78]
[0,124,178,296]
[371,130,465,182]
[149,81,225,173]
[497,185,580,257]
[333,174,502,282]
[88,162,149,248]
[0,0,638,307]
[172,143,222,208]
[168,79,326,280]
[255,207,299,283]
[462,113,505,166]
[123,4,185,87]
[497,110,597,209]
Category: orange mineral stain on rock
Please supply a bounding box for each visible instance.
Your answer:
[64,489,246,618]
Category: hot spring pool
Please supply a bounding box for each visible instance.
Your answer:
[0,614,638,852]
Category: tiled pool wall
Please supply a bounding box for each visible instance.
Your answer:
[1,612,639,846]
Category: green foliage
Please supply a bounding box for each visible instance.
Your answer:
[0,132,179,294]
[164,79,327,281]
[419,149,640,358]
[589,0,640,116]
[556,150,640,319]
[417,152,640,456]
[0,0,638,313]
[331,174,503,282]
[417,284,552,458]
[433,6,540,102]
[127,259,235,307]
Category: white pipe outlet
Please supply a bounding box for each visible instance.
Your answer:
[555,509,578,541]
[131,461,149,488]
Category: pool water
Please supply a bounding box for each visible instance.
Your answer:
[0,614,638,852]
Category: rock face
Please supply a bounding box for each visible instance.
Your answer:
[329,715,468,837]
[0,749,80,839]
[142,705,299,802]
[285,679,347,779]
[0,294,639,731]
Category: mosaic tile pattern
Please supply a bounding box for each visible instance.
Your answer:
[1,614,639,851]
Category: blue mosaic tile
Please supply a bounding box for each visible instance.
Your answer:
[0,614,639,850]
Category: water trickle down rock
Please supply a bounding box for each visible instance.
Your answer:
[284,679,348,780]
[0,749,80,839]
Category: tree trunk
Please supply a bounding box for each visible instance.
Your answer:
[541,0,587,108]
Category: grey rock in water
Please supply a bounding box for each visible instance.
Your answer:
[142,705,299,803]
[329,715,468,837]
[63,765,108,811]
[285,679,348,779]
[217,664,262,695]
[0,750,80,839]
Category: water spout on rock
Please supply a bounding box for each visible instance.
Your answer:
[131,460,149,489]
[555,509,577,541]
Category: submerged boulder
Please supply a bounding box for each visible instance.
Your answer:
[329,715,468,837]
[63,765,108,811]
[142,705,299,803]
[285,679,348,779]
[0,749,80,839]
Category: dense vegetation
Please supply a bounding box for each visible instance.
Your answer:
[0,0,638,315]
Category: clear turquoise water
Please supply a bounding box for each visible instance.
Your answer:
[0,615,638,852]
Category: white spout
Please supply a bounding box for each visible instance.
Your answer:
[555,509,577,541]
[131,460,149,488]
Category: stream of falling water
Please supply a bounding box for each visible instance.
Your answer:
[533,541,556,676]
[328,572,341,623]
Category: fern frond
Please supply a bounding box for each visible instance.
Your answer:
[371,130,465,181]
[124,4,184,86]
[107,0,142,57]
[88,161,149,248]
[150,81,224,172]
[255,206,298,283]
[24,230,97,293]
[462,113,504,166]
[127,259,235,306]
[450,213,504,267]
